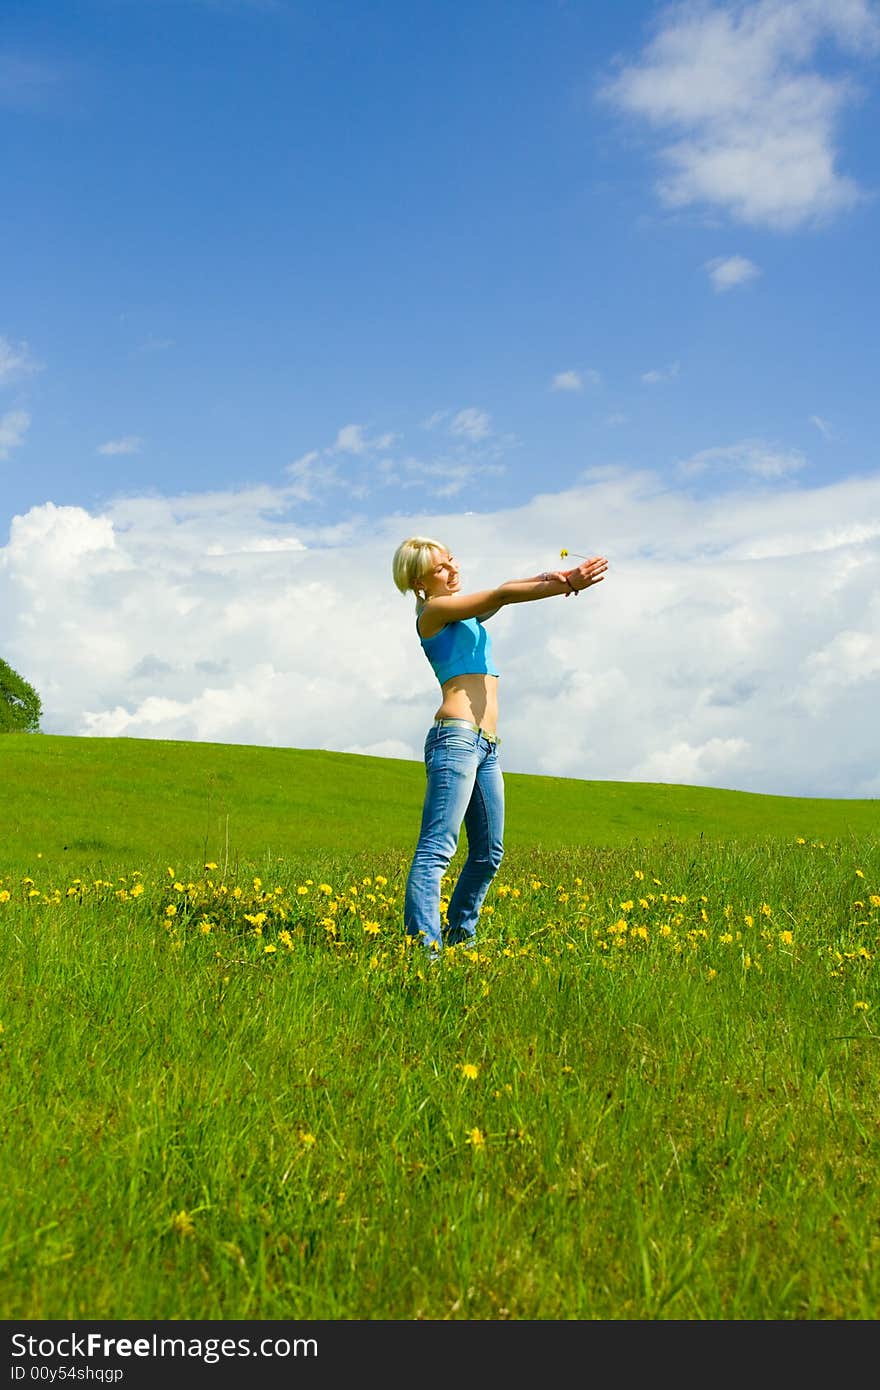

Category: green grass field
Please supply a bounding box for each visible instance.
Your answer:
[1,733,879,1321]
[2,732,877,874]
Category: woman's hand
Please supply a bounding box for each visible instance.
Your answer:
[563,556,608,596]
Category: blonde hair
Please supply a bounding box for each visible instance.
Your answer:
[392,535,446,597]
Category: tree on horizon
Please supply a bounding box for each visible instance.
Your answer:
[0,658,43,733]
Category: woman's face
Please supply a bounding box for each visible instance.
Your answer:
[422,547,460,597]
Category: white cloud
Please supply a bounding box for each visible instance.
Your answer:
[632,736,751,785]
[0,336,41,383]
[809,414,833,439]
[0,409,30,460]
[331,423,398,455]
[284,413,507,507]
[393,454,506,498]
[97,436,143,456]
[333,424,368,455]
[677,437,806,479]
[600,0,880,229]
[551,369,601,392]
[641,361,680,384]
[2,502,122,588]
[3,469,880,798]
[284,449,335,502]
[553,369,581,391]
[551,370,583,392]
[705,254,761,290]
[801,627,880,714]
[449,408,491,441]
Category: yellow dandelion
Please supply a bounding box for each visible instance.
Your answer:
[296,885,308,896]
[0,891,9,904]
[855,869,865,878]
[167,867,175,878]
[263,943,277,954]
[796,836,806,845]
[299,1131,316,1147]
[760,903,772,917]
[319,883,333,895]
[779,930,793,946]
[854,1000,870,1012]
[164,904,177,917]
[460,1063,479,1080]
[205,862,218,871]
[363,920,381,935]
[170,1210,196,1238]
[466,1127,485,1148]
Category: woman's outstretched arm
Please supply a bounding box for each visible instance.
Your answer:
[422,556,608,629]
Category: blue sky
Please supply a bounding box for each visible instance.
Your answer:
[2,0,880,798]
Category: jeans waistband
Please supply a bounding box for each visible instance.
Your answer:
[433,717,500,746]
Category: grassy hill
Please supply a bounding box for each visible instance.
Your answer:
[1,732,876,876]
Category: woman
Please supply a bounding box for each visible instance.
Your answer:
[392,536,608,957]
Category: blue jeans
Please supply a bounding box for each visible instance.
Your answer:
[404,721,505,954]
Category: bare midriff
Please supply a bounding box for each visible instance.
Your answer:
[434,672,499,736]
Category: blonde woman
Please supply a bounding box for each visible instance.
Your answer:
[392,537,608,957]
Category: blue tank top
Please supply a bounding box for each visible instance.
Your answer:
[417,612,500,686]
